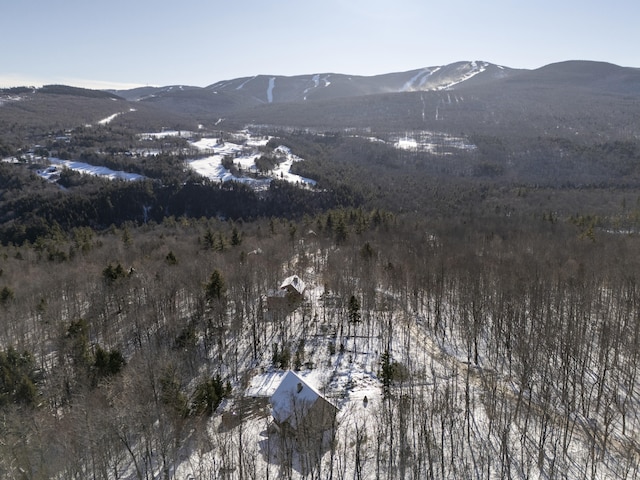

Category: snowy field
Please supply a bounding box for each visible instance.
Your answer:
[20,129,317,190]
[187,132,317,189]
[37,158,145,182]
[6,126,475,187]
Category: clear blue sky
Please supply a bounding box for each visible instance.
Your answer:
[1,0,638,89]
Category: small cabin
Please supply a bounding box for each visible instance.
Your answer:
[280,275,305,297]
[266,275,306,313]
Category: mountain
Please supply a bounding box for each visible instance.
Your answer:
[105,61,520,116]
[107,59,640,110]
[0,84,200,145]
[110,61,514,102]
[204,61,517,102]
[103,60,640,137]
[4,60,639,137]
[5,60,640,480]
[504,60,640,95]
[3,59,639,190]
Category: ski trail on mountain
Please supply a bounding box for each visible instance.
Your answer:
[267,77,275,103]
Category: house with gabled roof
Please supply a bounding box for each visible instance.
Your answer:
[266,275,306,314]
[279,275,305,297]
[269,370,338,435]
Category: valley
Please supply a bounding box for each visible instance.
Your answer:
[1,59,640,479]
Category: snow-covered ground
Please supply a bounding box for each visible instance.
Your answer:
[0,94,25,106]
[97,108,137,125]
[139,130,196,140]
[303,74,332,100]
[359,130,476,154]
[163,249,638,480]
[11,128,315,189]
[402,67,440,92]
[37,158,144,181]
[267,77,276,103]
[187,132,317,189]
[393,131,476,153]
[400,61,487,92]
[171,275,388,480]
[436,60,488,90]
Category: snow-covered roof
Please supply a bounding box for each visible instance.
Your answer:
[280,275,305,295]
[270,370,332,428]
[245,370,287,397]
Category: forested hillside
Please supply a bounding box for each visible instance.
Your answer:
[2,60,640,478]
[1,209,640,478]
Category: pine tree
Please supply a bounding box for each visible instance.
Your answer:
[205,269,226,302]
[380,349,392,398]
[231,226,242,246]
[348,294,361,324]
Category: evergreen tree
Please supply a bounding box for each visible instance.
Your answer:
[0,286,14,305]
[203,228,216,249]
[165,250,178,265]
[348,294,361,324]
[0,347,39,407]
[231,226,242,246]
[91,345,125,387]
[380,349,393,398]
[191,374,230,417]
[102,262,127,285]
[205,269,226,302]
[335,216,348,244]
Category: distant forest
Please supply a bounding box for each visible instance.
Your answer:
[2,125,640,246]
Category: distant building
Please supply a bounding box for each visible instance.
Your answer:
[279,275,305,297]
[266,275,306,313]
[270,370,338,435]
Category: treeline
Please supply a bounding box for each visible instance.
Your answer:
[38,85,122,100]
[0,160,352,245]
[278,130,640,189]
[270,130,640,221]
[4,123,640,249]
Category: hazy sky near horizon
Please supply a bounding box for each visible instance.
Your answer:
[1,0,637,89]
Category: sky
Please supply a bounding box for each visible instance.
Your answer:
[1,0,638,89]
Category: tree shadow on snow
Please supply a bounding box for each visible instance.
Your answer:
[258,423,335,478]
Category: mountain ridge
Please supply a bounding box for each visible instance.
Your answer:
[3,59,638,103]
[110,60,522,102]
[2,59,639,145]
[105,59,640,129]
